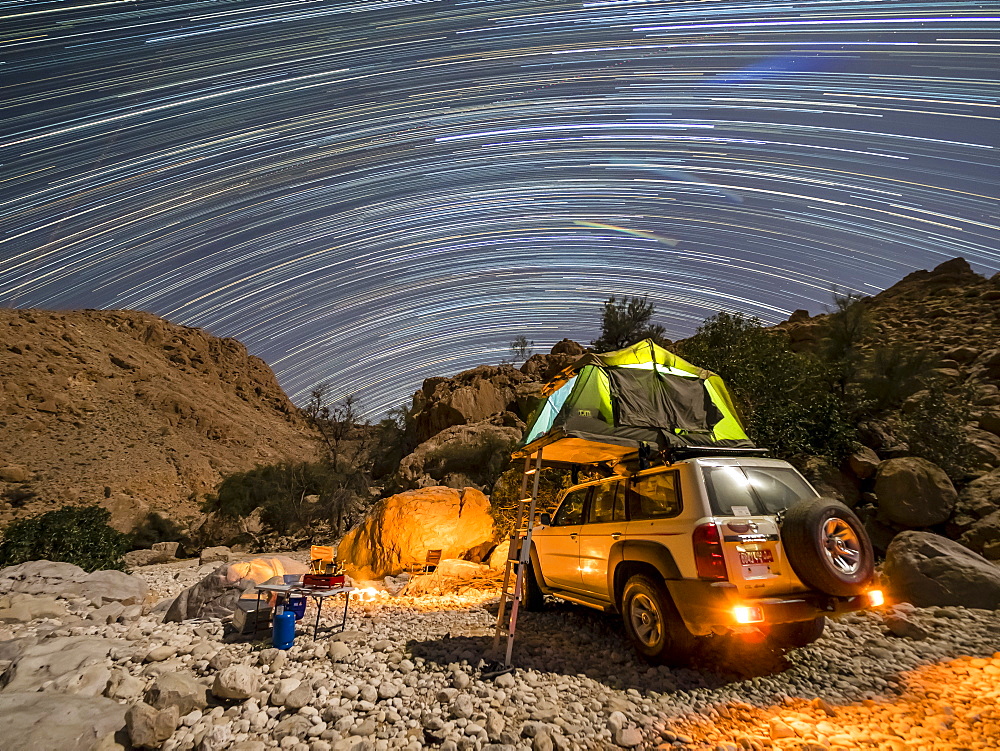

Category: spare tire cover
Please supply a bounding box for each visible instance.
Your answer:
[781,497,874,597]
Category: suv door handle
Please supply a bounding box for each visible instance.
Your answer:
[569,533,578,540]
[611,532,622,540]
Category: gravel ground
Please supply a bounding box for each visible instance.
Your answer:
[5,555,1000,750]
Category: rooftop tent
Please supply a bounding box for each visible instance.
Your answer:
[516,339,755,466]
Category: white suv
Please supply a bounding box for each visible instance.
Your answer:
[523,457,881,663]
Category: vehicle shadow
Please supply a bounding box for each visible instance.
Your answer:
[406,598,791,696]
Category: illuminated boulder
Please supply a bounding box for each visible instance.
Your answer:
[337,487,494,579]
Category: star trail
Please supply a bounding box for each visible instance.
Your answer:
[1,0,998,417]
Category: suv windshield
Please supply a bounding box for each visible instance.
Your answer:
[702,465,815,516]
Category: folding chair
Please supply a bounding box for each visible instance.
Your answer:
[406,549,442,576]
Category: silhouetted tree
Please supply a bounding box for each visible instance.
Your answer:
[592,295,669,351]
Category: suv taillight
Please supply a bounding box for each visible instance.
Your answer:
[693,522,728,580]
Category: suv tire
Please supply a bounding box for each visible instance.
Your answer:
[769,617,825,649]
[781,497,874,597]
[621,575,696,664]
[519,561,545,612]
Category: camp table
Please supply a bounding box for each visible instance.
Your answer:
[250,582,355,640]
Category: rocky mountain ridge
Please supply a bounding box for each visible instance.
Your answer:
[0,309,318,531]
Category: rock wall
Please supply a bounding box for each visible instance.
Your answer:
[0,309,318,530]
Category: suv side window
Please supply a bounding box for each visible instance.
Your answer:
[627,471,681,520]
[588,481,623,524]
[552,487,589,526]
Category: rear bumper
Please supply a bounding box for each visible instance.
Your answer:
[665,579,874,635]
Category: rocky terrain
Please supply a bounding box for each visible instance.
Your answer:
[1,553,999,750]
[0,309,318,530]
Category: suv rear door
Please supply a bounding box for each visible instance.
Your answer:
[578,479,625,599]
[536,486,590,592]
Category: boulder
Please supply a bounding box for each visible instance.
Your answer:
[0,465,30,483]
[145,672,209,714]
[0,561,148,606]
[2,693,126,751]
[338,486,495,579]
[125,549,172,568]
[199,546,232,565]
[435,559,492,580]
[798,456,860,507]
[979,410,1000,438]
[151,541,180,558]
[0,593,67,623]
[883,531,1000,609]
[126,701,179,748]
[874,457,957,527]
[847,447,880,480]
[396,420,522,490]
[164,555,307,622]
[409,364,532,443]
[212,664,261,700]
[1,636,116,695]
[488,540,511,570]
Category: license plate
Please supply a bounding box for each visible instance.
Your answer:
[739,549,773,565]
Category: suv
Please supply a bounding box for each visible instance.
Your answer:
[523,456,880,662]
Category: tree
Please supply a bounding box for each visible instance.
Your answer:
[677,311,855,460]
[509,335,534,364]
[822,290,872,394]
[592,295,669,352]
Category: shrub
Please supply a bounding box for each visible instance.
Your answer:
[677,311,856,460]
[490,466,574,538]
[130,511,188,553]
[898,380,976,481]
[204,461,371,537]
[0,505,132,572]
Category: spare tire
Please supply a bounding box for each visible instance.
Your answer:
[781,497,874,597]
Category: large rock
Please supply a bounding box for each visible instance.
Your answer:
[338,486,495,579]
[1,636,116,695]
[874,457,957,527]
[954,469,1000,557]
[126,701,179,749]
[125,548,172,568]
[396,420,522,490]
[409,365,532,443]
[0,560,148,606]
[797,456,860,507]
[2,693,126,751]
[164,555,307,622]
[883,531,1000,609]
[212,665,261,700]
[0,593,67,623]
[145,672,209,714]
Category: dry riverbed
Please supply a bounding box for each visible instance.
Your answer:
[2,555,1000,750]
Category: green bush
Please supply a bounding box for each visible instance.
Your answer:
[677,311,856,460]
[130,511,188,553]
[0,505,132,572]
[899,380,976,481]
[204,461,370,537]
[490,466,574,538]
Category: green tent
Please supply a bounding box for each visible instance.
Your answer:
[515,339,755,466]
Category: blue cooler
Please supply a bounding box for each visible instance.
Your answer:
[287,596,307,620]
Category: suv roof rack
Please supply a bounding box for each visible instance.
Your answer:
[666,446,771,461]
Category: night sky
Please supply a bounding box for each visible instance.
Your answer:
[2,1,998,418]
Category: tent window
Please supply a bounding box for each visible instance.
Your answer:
[552,487,589,526]
[587,481,623,524]
[627,472,681,520]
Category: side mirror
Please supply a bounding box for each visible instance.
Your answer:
[539,513,551,526]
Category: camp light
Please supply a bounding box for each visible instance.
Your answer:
[867,589,885,607]
[732,605,764,624]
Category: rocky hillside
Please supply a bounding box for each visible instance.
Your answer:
[0,309,318,530]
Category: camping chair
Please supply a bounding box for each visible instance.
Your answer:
[406,549,442,576]
[310,545,336,574]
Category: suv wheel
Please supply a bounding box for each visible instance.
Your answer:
[769,617,825,650]
[621,575,696,664]
[518,561,544,612]
[781,497,874,597]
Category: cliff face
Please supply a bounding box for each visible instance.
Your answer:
[0,309,318,530]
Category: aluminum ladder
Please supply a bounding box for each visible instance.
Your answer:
[491,448,543,667]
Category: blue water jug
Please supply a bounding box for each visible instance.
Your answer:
[272,604,295,650]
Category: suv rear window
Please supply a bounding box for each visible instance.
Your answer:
[702,465,815,516]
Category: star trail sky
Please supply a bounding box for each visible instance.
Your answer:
[1,1,998,417]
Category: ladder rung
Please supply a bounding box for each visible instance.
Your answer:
[525,468,538,475]
[518,497,533,503]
